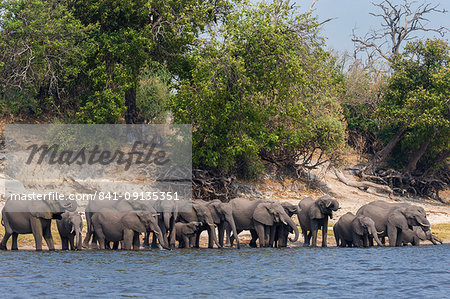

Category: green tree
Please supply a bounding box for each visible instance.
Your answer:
[0,0,90,117]
[136,62,171,123]
[377,39,449,173]
[170,0,346,177]
[69,0,233,123]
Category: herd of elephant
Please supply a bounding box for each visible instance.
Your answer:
[0,195,443,251]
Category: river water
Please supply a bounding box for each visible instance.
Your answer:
[0,245,449,298]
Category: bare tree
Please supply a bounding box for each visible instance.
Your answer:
[352,0,448,62]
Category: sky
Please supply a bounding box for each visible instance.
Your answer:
[296,0,450,54]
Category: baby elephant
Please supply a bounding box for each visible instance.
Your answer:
[397,226,443,246]
[57,211,83,250]
[92,210,168,250]
[175,222,203,248]
[334,212,383,247]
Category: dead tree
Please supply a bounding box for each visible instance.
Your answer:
[352,0,448,62]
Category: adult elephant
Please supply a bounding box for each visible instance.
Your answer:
[356,200,432,247]
[333,212,383,247]
[83,199,151,248]
[199,199,240,249]
[297,195,340,247]
[177,201,221,248]
[0,198,77,250]
[92,210,168,250]
[230,198,299,248]
[57,211,83,250]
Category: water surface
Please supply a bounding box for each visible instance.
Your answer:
[1,245,449,298]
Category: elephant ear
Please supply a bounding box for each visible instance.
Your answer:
[30,211,53,220]
[352,217,365,236]
[29,201,53,219]
[210,204,222,223]
[131,212,148,232]
[253,204,273,226]
[309,201,323,220]
[185,223,198,235]
[388,210,409,230]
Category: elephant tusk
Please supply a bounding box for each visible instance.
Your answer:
[417,220,430,227]
[377,231,384,235]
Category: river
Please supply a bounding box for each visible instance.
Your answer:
[0,245,449,298]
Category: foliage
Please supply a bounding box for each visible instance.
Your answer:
[170,0,346,177]
[136,62,171,123]
[0,0,91,117]
[69,0,234,123]
[377,39,449,172]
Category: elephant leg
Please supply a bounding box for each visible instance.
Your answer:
[218,223,225,248]
[207,227,214,248]
[69,235,75,250]
[387,225,398,247]
[143,231,150,248]
[322,220,328,247]
[151,233,159,249]
[0,232,11,250]
[61,237,68,250]
[30,218,43,251]
[0,231,12,250]
[311,222,319,247]
[132,233,140,250]
[95,230,106,250]
[123,229,134,250]
[302,229,311,246]
[225,224,232,247]
[254,225,266,248]
[90,233,99,249]
[368,237,374,247]
[194,230,201,248]
[363,234,369,248]
[183,235,190,248]
[268,226,276,248]
[11,232,19,250]
[249,230,258,248]
[43,223,55,251]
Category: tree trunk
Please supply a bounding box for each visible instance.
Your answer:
[405,136,434,174]
[124,87,137,124]
[367,127,406,171]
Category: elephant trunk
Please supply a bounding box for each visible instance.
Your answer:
[225,214,240,249]
[150,223,171,250]
[285,216,299,243]
[368,225,383,246]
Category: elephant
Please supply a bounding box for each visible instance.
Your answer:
[177,201,222,248]
[356,200,433,247]
[0,198,77,250]
[333,212,383,247]
[91,210,168,250]
[175,221,202,248]
[56,211,83,250]
[230,198,299,248]
[83,199,153,248]
[199,199,240,248]
[297,195,340,247]
[144,200,178,249]
[397,226,443,246]
[270,202,298,247]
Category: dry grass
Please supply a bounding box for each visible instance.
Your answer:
[431,223,450,241]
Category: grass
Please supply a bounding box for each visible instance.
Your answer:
[431,223,450,241]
